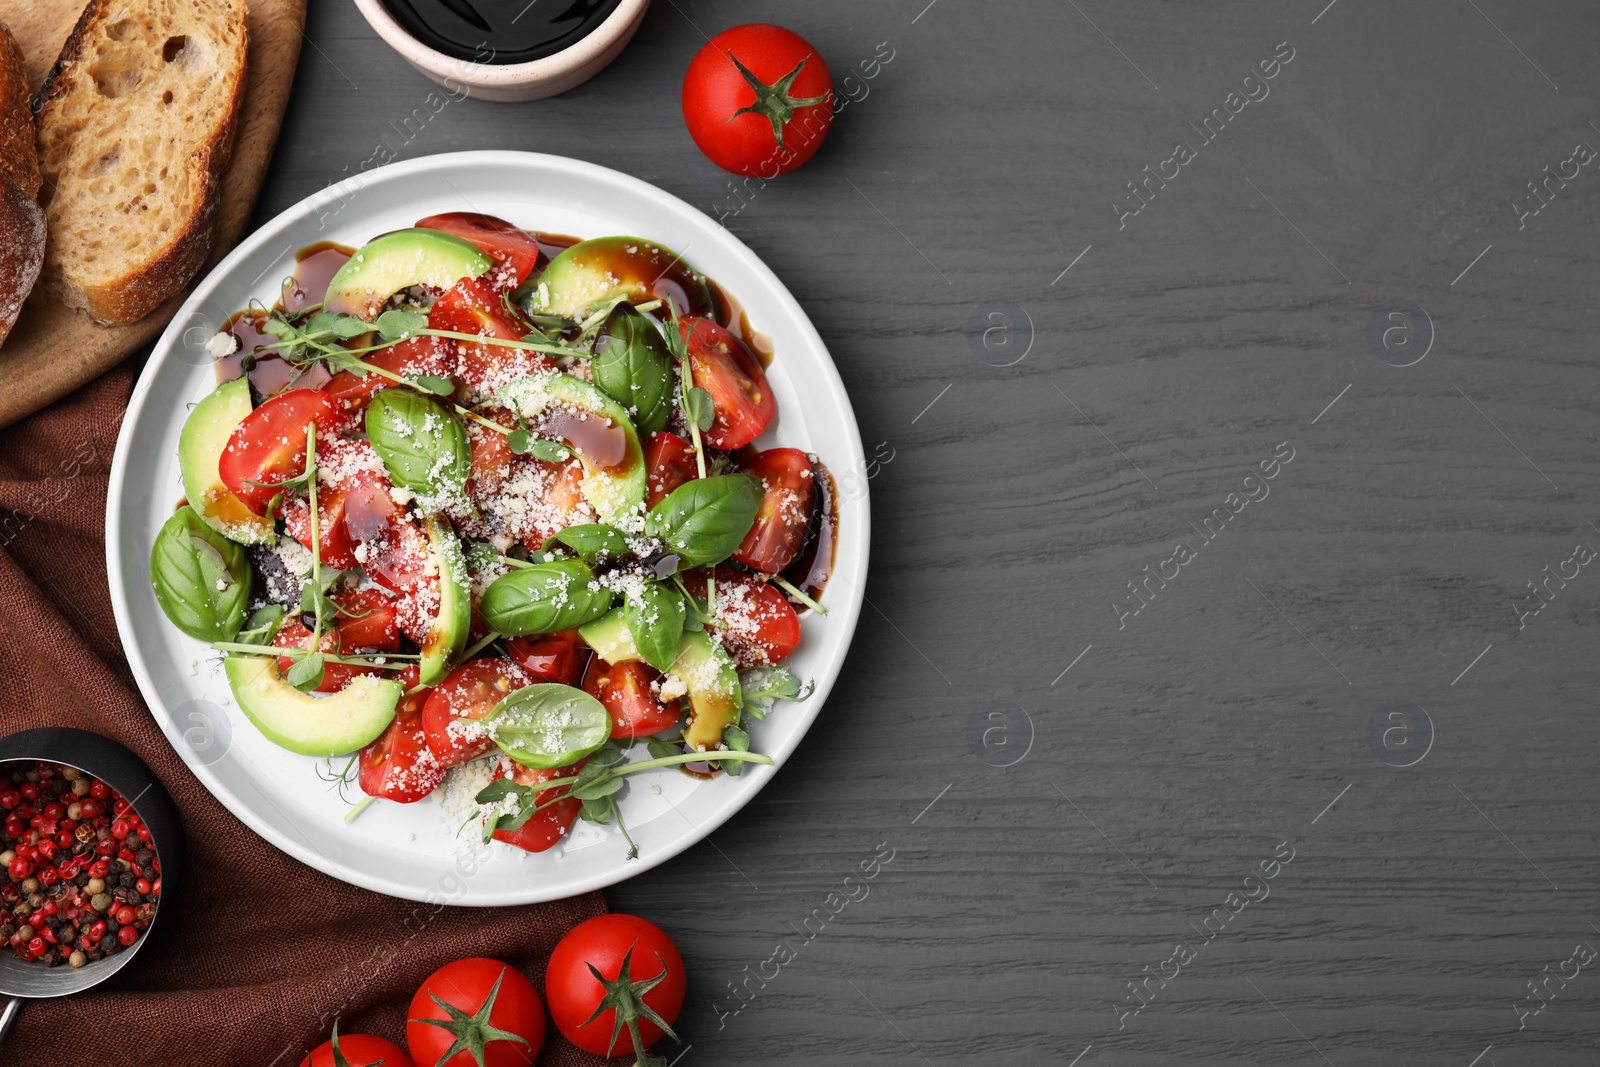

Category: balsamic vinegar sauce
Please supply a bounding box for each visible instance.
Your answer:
[380,0,625,65]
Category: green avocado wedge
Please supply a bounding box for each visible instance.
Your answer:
[577,614,739,750]
[323,228,494,317]
[418,514,471,686]
[224,655,401,757]
[497,372,646,526]
[177,377,274,545]
[531,236,713,320]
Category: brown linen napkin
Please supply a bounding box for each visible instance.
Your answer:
[0,366,612,1066]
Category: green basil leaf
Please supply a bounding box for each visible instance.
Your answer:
[540,524,628,565]
[284,651,326,693]
[149,506,253,642]
[237,605,285,647]
[644,473,762,569]
[684,386,715,432]
[506,429,533,455]
[374,308,428,340]
[593,302,674,435]
[484,682,612,769]
[624,582,687,672]
[413,374,456,396]
[530,439,573,462]
[479,559,615,636]
[365,388,471,512]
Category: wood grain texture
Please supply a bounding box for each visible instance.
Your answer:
[256,1,1598,1064]
[0,0,306,429]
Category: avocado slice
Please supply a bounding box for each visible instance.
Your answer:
[497,372,647,525]
[579,613,739,751]
[178,377,274,545]
[418,514,470,686]
[224,654,401,757]
[532,236,713,320]
[323,228,494,318]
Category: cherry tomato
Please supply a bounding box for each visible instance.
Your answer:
[361,519,442,643]
[581,657,679,740]
[680,317,775,449]
[546,915,686,1058]
[416,212,543,287]
[323,336,455,417]
[219,389,340,515]
[506,629,588,686]
[406,958,544,1067]
[644,431,697,508]
[681,24,833,177]
[732,447,815,573]
[465,412,515,503]
[422,658,528,767]
[684,568,801,667]
[333,587,400,652]
[359,667,444,804]
[300,1029,415,1067]
[282,439,401,570]
[430,276,553,401]
[272,618,382,694]
[489,758,584,854]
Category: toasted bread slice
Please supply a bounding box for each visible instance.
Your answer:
[0,21,43,346]
[35,0,247,326]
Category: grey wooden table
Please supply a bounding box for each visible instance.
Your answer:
[259,2,1600,1063]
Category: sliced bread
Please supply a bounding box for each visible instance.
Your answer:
[0,21,45,347]
[35,0,248,326]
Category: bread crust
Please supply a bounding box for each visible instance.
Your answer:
[34,0,249,327]
[0,20,44,346]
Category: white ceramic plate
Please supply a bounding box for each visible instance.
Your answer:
[106,151,869,905]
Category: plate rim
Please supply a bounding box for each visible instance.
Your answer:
[104,149,871,905]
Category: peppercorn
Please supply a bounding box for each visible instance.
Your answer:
[15,924,32,940]
[90,893,111,912]
[68,949,85,968]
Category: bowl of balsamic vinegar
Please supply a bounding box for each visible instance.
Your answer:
[353,0,651,102]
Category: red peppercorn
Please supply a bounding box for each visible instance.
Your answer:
[135,879,151,894]
[6,858,31,880]
[3,818,22,839]
[19,783,37,801]
[27,936,43,956]
[151,878,161,896]
[78,798,103,819]
[114,906,136,925]
[93,839,114,857]
[136,826,152,844]
[117,926,138,947]
[41,803,64,821]
[88,860,109,879]
[88,781,109,800]
[0,790,17,810]
[36,868,59,888]
[110,819,129,840]
[88,920,106,939]
[35,840,56,861]
[54,831,71,849]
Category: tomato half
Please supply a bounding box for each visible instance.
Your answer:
[422,658,527,767]
[680,317,775,449]
[333,587,400,652]
[507,629,587,686]
[489,757,584,854]
[684,568,801,667]
[272,618,383,694]
[360,667,443,804]
[416,212,543,287]
[644,431,697,508]
[546,915,687,1058]
[300,1030,415,1067]
[407,958,544,1067]
[581,657,679,740]
[681,24,834,177]
[323,336,455,418]
[219,389,340,515]
[732,447,814,573]
[430,276,553,401]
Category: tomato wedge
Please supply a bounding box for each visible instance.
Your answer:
[421,658,528,767]
[507,629,588,687]
[644,430,697,508]
[685,568,801,667]
[680,317,775,449]
[489,757,586,854]
[333,587,400,652]
[732,447,815,573]
[272,617,384,694]
[282,439,403,570]
[465,411,515,502]
[415,212,542,287]
[323,336,455,417]
[359,666,445,803]
[581,657,680,739]
[429,276,554,400]
[219,389,340,515]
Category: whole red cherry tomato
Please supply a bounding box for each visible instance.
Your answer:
[682,24,833,176]
[300,1024,415,1067]
[406,958,544,1067]
[546,915,686,1059]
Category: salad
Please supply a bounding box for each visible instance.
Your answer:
[149,212,836,857]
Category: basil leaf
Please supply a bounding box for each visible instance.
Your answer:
[644,474,762,569]
[684,386,715,432]
[484,682,612,769]
[413,374,456,396]
[541,524,628,565]
[624,582,687,672]
[530,439,572,462]
[506,429,533,455]
[149,506,253,641]
[237,605,285,647]
[284,651,326,693]
[593,302,674,435]
[479,559,615,636]
[374,308,428,340]
[365,388,471,512]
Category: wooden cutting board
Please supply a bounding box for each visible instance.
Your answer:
[0,0,306,429]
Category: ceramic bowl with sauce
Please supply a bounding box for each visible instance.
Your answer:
[353,0,651,103]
